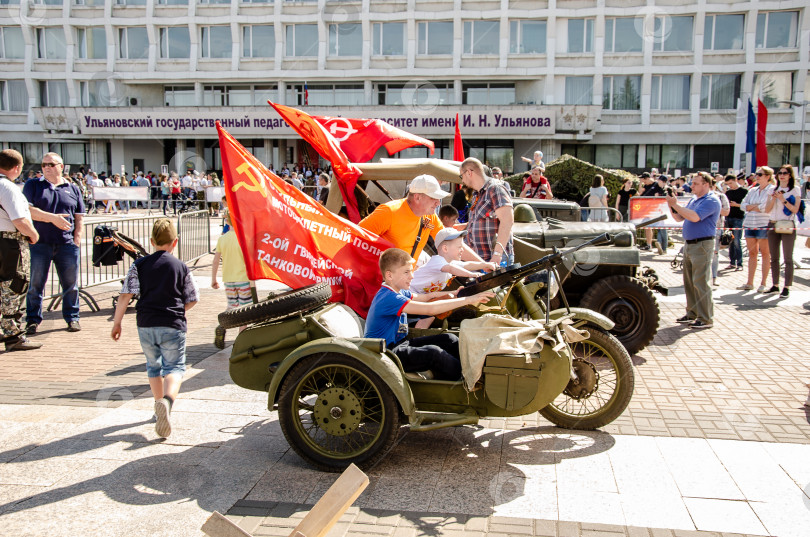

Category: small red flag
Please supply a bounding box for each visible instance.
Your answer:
[313,116,435,163]
[216,122,391,317]
[756,100,768,167]
[268,101,363,223]
[453,113,465,162]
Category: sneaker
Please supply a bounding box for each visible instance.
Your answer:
[780,287,790,297]
[5,336,43,352]
[66,321,81,332]
[737,284,753,291]
[25,323,38,335]
[765,286,779,294]
[154,399,172,438]
[712,279,719,286]
[689,320,713,329]
[655,241,664,255]
[756,285,767,293]
[676,315,695,323]
[639,244,651,251]
[214,325,226,350]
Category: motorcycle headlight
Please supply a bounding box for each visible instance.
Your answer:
[524,270,560,300]
[547,270,560,299]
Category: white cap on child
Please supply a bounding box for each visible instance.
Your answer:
[434,228,467,249]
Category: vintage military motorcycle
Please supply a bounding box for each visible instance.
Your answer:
[221,233,634,472]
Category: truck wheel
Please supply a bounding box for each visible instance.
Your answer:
[217,283,331,329]
[578,275,659,354]
[278,353,400,472]
[539,327,634,430]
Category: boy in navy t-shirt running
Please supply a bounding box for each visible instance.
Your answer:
[111,219,199,438]
[364,248,492,380]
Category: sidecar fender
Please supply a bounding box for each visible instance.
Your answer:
[266,337,416,417]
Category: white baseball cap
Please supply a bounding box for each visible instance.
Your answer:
[434,228,467,249]
[409,174,450,200]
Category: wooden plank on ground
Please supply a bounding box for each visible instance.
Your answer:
[288,463,369,537]
[201,511,254,537]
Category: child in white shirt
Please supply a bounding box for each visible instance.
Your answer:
[411,228,496,294]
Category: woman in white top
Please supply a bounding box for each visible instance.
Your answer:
[587,174,609,222]
[763,164,802,297]
[737,166,774,292]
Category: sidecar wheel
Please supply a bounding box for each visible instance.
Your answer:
[278,353,400,472]
[217,283,331,329]
[539,327,634,430]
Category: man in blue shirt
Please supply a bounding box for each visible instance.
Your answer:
[23,152,85,334]
[666,172,721,329]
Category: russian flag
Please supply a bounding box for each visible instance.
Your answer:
[304,82,309,106]
[746,99,756,172]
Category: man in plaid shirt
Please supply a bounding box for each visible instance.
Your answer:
[459,157,514,264]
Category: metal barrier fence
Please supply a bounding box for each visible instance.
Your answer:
[44,211,212,312]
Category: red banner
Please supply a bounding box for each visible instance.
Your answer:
[756,100,768,167]
[313,116,434,163]
[453,113,465,162]
[268,102,364,223]
[628,196,684,228]
[217,122,391,317]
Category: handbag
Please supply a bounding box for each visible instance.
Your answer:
[773,220,794,234]
[719,230,733,247]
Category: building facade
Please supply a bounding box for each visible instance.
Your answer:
[1,0,808,176]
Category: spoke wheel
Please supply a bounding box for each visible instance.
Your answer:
[278,353,400,472]
[539,327,634,430]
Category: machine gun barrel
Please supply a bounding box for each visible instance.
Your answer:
[633,214,667,230]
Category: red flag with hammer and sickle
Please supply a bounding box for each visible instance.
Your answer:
[268,102,364,223]
[312,116,435,163]
[217,122,391,317]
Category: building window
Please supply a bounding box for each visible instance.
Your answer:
[198,0,229,4]
[376,82,453,106]
[164,85,196,106]
[285,24,318,57]
[646,144,689,169]
[591,144,638,169]
[703,14,744,51]
[39,80,69,106]
[417,21,453,55]
[203,85,274,106]
[693,145,733,169]
[604,17,642,53]
[201,26,231,58]
[76,0,108,5]
[118,27,148,59]
[753,72,793,109]
[700,74,741,110]
[0,80,29,111]
[242,25,274,58]
[48,143,89,168]
[76,27,106,59]
[561,144,595,164]
[567,18,593,53]
[115,0,147,5]
[602,76,641,111]
[462,83,515,105]
[372,22,405,56]
[509,20,546,54]
[756,11,798,49]
[565,76,593,105]
[653,16,693,52]
[156,0,187,4]
[0,27,24,59]
[159,27,190,58]
[465,139,515,175]
[286,84,364,106]
[80,80,110,106]
[33,0,63,4]
[463,20,499,55]
[650,75,690,110]
[37,27,66,59]
[328,23,362,57]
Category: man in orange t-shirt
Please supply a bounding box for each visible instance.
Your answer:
[360,174,484,262]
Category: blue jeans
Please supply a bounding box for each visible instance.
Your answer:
[727,217,743,267]
[656,229,668,253]
[138,326,187,378]
[26,242,80,325]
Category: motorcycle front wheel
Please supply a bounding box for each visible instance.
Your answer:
[539,327,634,430]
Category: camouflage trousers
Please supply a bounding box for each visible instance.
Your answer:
[0,235,30,341]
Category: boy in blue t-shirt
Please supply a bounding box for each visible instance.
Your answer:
[365,248,492,381]
[110,219,199,438]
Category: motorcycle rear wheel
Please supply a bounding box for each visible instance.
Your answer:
[539,327,634,430]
